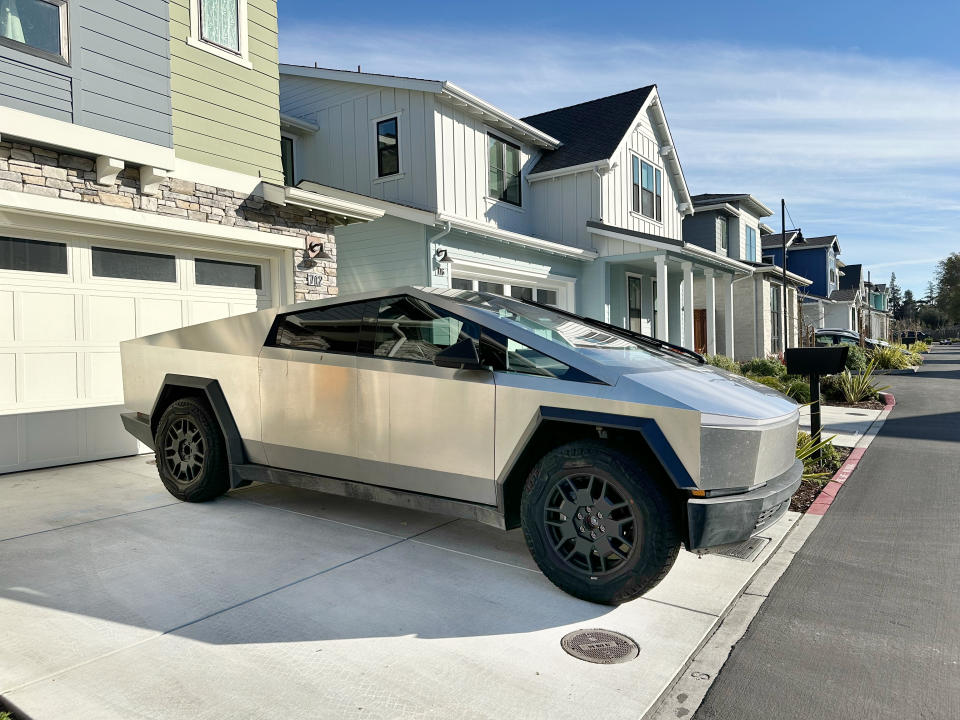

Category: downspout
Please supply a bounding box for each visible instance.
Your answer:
[594,167,604,223]
[427,220,452,285]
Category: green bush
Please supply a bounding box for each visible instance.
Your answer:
[909,340,930,353]
[704,354,741,374]
[838,357,890,403]
[820,374,846,403]
[797,431,842,480]
[844,345,868,374]
[740,356,787,378]
[747,374,788,393]
[784,378,811,403]
[872,345,911,370]
[890,343,923,366]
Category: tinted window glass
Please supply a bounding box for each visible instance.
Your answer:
[195,258,261,289]
[510,285,534,301]
[281,136,295,186]
[377,117,399,177]
[2,0,62,57]
[480,330,594,382]
[536,288,558,306]
[92,246,176,282]
[0,237,67,274]
[273,302,366,353]
[451,277,472,291]
[478,281,504,295]
[373,296,476,363]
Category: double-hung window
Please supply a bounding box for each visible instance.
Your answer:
[0,0,68,64]
[745,226,757,262]
[770,284,782,351]
[200,0,240,53]
[376,117,399,177]
[488,134,521,206]
[719,217,729,252]
[632,156,662,221]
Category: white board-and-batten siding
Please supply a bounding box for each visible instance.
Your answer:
[279,77,437,210]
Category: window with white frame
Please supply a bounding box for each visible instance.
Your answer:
[632,155,662,221]
[280,135,295,186]
[488,134,521,206]
[189,0,249,66]
[770,284,782,350]
[718,217,728,252]
[451,275,563,309]
[745,225,757,262]
[0,0,68,64]
[377,117,400,178]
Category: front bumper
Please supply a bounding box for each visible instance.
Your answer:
[121,411,156,450]
[686,459,802,550]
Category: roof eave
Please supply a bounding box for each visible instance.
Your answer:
[646,92,693,215]
[440,83,561,149]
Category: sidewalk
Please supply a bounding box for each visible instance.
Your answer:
[798,404,882,447]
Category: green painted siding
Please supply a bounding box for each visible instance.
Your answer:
[169,0,283,182]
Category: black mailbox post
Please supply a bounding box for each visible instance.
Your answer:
[785,346,849,458]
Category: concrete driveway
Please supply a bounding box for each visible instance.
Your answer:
[1,456,796,719]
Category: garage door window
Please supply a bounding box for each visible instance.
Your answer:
[92,246,176,282]
[195,258,261,289]
[0,236,67,274]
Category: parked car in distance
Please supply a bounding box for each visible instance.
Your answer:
[119,287,801,605]
[815,328,894,352]
[902,330,930,344]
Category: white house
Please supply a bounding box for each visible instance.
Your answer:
[279,67,753,355]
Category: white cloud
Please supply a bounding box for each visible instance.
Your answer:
[280,27,960,291]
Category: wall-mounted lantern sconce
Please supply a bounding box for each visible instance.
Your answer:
[306,238,331,260]
[434,248,454,276]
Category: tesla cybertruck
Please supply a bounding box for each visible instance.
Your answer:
[120,287,800,604]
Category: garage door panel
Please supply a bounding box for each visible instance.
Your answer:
[22,353,79,403]
[138,298,184,337]
[0,353,15,404]
[190,301,231,325]
[23,409,81,463]
[0,415,18,469]
[88,296,137,344]
[21,293,77,344]
[89,352,122,401]
[0,290,12,342]
[85,404,140,458]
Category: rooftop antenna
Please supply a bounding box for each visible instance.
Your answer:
[357,64,361,72]
[314,61,317,68]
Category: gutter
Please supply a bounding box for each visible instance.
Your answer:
[647,96,693,216]
[263,184,385,224]
[436,213,598,261]
[440,83,561,149]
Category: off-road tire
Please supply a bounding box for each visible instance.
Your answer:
[154,397,229,502]
[520,440,680,604]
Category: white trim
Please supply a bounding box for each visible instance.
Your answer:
[0,189,305,250]
[437,213,598,261]
[526,159,613,182]
[0,107,175,170]
[646,92,693,215]
[298,181,436,225]
[188,0,252,69]
[449,268,575,311]
[440,84,559,149]
[264,184,385,224]
[587,224,753,274]
[280,113,319,134]
[372,113,403,181]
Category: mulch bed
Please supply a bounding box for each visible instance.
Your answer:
[790,446,853,513]
[823,400,886,410]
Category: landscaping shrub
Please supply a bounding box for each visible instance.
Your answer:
[872,345,911,370]
[784,378,811,403]
[844,344,868,374]
[704,354,741,374]
[909,340,930,353]
[747,374,787,393]
[797,431,842,480]
[838,357,890,403]
[820,374,846,403]
[740,356,787,378]
[890,343,923,366]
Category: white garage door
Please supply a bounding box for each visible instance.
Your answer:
[0,234,279,474]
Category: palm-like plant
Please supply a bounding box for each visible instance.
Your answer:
[839,356,890,403]
[796,432,839,480]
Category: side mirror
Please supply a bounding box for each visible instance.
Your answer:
[434,338,486,370]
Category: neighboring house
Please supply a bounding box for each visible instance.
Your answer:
[279,68,752,355]
[866,282,891,339]
[0,0,381,474]
[684,194,810,360]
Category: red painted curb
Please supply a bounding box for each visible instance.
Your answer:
[805,393,894,516]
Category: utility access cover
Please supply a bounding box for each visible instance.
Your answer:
[710,536,771,562]
[560,629,640,664]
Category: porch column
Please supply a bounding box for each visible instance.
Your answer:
[721,273,735,357]
[681,261,694,349]
[704,268,717,355]
[655,254,668,340]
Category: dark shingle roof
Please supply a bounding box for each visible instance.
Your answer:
[830,288,859,301]
[521,86,656,174]
[761,231,801,248]
[840,263,863,290]
[801,235,840,248]
[691,193,749,203]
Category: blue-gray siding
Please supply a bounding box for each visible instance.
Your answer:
[0,0,172,147]
[335,216,429,295]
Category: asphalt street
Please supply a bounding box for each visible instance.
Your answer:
[695,346,960,720]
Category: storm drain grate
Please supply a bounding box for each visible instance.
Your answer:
[710,536,770,562]
[560,629,640,664]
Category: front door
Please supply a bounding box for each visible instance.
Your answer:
[627,275,644,334]
[355,295,496,505]
[694,309,707,353]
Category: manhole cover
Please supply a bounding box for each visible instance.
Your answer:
[560,629,639,664]
[710,536,770,562]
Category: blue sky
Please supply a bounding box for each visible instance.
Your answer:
[278,0,960,295]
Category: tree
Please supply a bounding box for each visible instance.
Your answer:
[919,305,946,329]
[934,252,960,323]
[888,273,903,319]
[901,289,917,323]
[926,280,937,304]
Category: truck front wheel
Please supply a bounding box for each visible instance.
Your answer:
[154,397,229,502]
[520,440,680,604]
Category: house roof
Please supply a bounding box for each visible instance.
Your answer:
[279,65,560,149]
[761,230,802,249]
[830,288,860,301]
[802,234,841,248]
[691,193,773,218]
[743,260,812,286]
[840,263,863,290]
[521,86,656,174]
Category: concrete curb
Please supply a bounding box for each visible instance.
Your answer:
[807,392,895,516]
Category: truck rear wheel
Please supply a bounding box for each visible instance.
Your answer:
[520,440,680,605]
[154,397,229,502]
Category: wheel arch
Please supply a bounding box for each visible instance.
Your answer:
[150,374,247,486]
[497,407,696,530]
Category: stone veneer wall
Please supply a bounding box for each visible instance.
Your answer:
[0,139,336,302]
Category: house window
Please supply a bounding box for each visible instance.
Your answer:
[745,226,757,263]
[0,236,67,274]
[763,254,775,265]
[376,117,399,177]
[452,275,563,308]
[770,284,782,351]
[281,136,295,186]
[0,0,68,64]
[633,157,662,221]
[719,217,729,251]
[200,0,240,53]
[488,134,521,206]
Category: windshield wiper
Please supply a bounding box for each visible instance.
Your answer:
[520,299,705,364]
